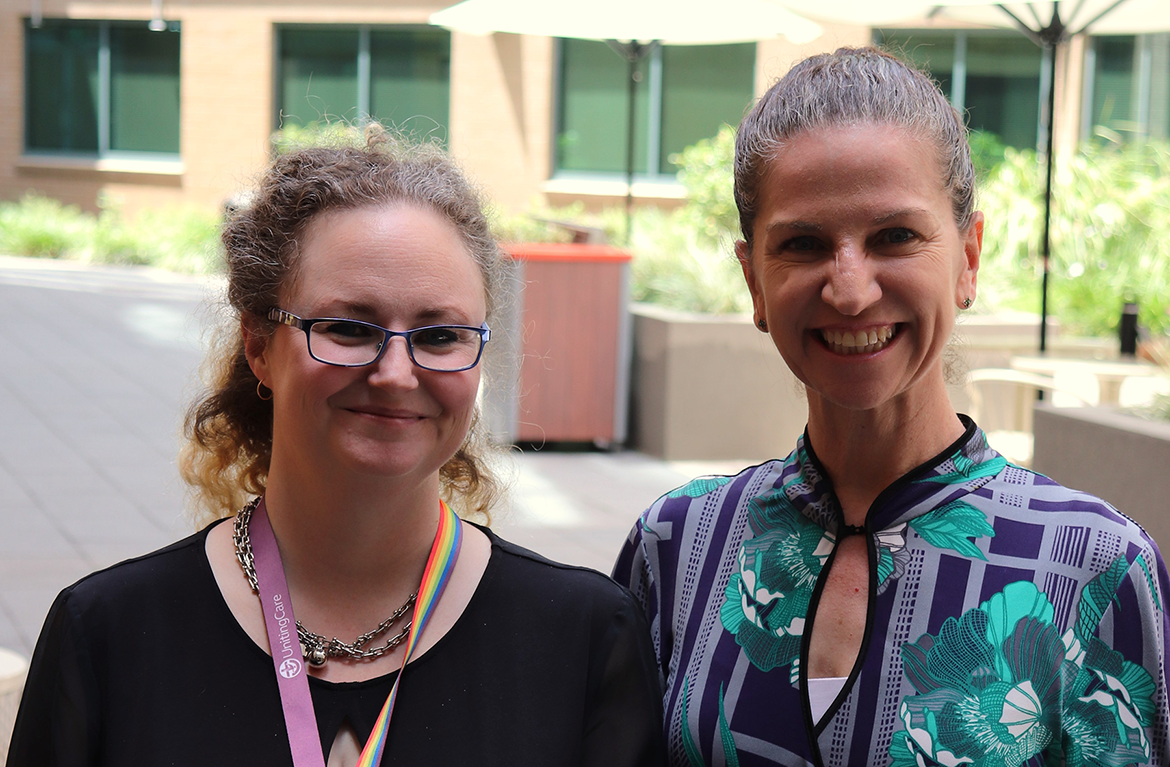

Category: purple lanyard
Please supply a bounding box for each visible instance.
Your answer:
[250,497,329,767]
[248,497,462,766]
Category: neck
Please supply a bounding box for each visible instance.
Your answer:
[805,376,965,525]
[261,458,442,602]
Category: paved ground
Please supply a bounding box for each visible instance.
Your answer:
[0,255,747,659]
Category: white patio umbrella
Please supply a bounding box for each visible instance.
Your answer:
[430,0,823,235]
[774,0,1170,353]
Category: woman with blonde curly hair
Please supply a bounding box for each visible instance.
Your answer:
[9,131,665,767]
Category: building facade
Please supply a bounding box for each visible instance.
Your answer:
[1,0,1167,217]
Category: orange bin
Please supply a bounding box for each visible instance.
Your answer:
[483,243,633,446]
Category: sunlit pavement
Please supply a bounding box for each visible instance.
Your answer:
[0,256,750,657]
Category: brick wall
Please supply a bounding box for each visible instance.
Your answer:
[0,0,556,215]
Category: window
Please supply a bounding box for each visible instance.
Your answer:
[876,30,1043,149]
[1084,34,1170,142]
[555,40,755,178]
[24,19,181,156]
[276,27,451,138]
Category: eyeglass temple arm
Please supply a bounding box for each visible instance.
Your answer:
[268,308,303,329]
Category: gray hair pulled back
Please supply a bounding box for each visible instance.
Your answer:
[734,46,975,246]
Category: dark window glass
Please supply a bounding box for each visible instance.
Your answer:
[279,29,360,126]
[659,44,754,171]
[964,35,1041,149]
[877,31,955,99]
[369,29,450,138]
[25,19,180,156]
[556,39,650,174]
[110,25,181,153]
[1092,36,1138,139]
[877,30,1041,150]
[276,27,451,138]
[556,39,753,176]
[25,21,100,152]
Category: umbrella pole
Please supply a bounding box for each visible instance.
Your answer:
[626,49,637,244]
[1040,38,1056,356]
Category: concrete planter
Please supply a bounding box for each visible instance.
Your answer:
[629,304,805,460]
[628,306,1117,461]
[1033,405,1170,548]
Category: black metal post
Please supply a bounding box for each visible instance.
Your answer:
[625,47,638,243]
[1039,37,1056,356]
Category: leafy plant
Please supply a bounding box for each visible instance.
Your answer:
[270,122,368,155]
[0,194,222,274]
[968,130,1008,181]
[671,125,740,245]
[979,140,1170,337]
[0,194,93,258]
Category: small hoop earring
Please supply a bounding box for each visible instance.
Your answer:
[256,381,273,401]
[962,297,973,309]
[757,318,768,331]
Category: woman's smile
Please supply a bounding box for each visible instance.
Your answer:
[818,324,899,356]
[739,122,982,413]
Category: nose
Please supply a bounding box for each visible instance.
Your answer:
[822,245,881,316]
[367,337,420,390]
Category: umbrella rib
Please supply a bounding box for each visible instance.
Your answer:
[1026,2,1045,27]
[994,5,1044,44]
[1071,0,1131,36]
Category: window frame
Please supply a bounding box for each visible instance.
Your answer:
[551,38,756,184]
[874,27,1046,151]
[22,17,182,161]
[271,23,452,140]
[1082,33,1170,143]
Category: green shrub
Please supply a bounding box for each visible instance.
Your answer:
[968,130,1008,181]
[270,122,368,155]
[627,207,750,314]
[491,202,590,245]
[0,194,222,274]
[0,194,93,258]
[979,141,1170,337]
[671,125,739,245]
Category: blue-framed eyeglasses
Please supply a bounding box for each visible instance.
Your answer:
[268,308,491,372]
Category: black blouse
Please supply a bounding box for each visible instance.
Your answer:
[7,521,665,766]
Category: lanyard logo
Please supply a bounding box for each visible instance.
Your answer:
[279,657,303,679]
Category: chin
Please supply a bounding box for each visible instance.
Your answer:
[806,379,905,414]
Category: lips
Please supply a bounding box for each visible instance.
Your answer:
[820,325,897,355]
[345,405,426,420]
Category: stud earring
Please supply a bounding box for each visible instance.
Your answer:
[757,318,768,331]
[962,297,972,309]
[256,381,273,401]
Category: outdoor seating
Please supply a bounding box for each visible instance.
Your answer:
[966,368,1092,466]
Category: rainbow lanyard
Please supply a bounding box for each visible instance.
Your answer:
[249,496,463,767]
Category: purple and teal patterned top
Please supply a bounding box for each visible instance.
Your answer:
[613,417,1170,767]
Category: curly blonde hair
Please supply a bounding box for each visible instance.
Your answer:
[180,128,506,527]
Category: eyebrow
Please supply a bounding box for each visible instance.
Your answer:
[763,208,937,235]
[312,301,465,323]
[764,219,821,236]
[871,208,935,225]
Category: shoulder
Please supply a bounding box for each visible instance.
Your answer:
[476,526,646,633]
[636,459,788,546]
[988,463,1153,539]
[53,524,216,620]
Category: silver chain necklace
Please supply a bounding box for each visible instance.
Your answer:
[233,497,416,667]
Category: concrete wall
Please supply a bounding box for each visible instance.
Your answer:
[1033,405,1170,549]
[629,304,805,461]
[629,306,1122,461]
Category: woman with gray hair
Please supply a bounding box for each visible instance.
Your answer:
[615,47,1170,766]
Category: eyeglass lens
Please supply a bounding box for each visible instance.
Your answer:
[307,321,482,370]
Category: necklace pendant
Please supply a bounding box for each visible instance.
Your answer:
[304,642,328,667]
